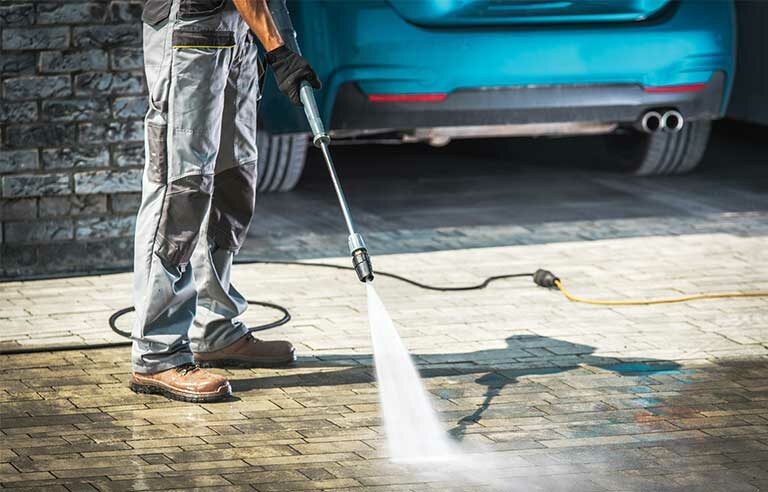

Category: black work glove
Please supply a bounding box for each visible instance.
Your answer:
[265,45,321,106]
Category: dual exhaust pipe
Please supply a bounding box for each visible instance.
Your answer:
[639,109,684,134]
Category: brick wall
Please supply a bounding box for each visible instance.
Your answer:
[1,1,146,278]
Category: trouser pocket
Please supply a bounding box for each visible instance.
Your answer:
[171,29,235,49]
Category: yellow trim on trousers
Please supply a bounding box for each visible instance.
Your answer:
[172,45,235,49]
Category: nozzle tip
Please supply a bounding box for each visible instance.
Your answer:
[352,248,374,283]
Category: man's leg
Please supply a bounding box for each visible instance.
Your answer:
[132,11,201,374]
[131,1,236,400]
[186,34,256,354]
[189,26,295,367]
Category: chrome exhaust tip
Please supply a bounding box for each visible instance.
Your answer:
[639,111,662,133]
[661,110,684,132]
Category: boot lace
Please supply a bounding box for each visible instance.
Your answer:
[175,363,200,375]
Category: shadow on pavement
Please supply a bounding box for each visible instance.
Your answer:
[445,335,681,440]
[230,334,681,438]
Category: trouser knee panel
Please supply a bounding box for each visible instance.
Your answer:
[208,163,256,252]
[146,123,168,184]
[156,174,214,266]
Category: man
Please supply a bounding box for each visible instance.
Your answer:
[130,0,320,402]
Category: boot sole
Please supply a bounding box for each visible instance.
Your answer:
[129,380,231,403]
[195,351,297,369]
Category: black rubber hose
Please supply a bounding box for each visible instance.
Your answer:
[253,260,533,291]
[107,300,291,339]
[0,260,533,355]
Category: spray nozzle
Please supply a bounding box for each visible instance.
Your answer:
[352,248,374,283]
[349,233,374,282]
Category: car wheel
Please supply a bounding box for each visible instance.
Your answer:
[606,120,712,176]
[256,131,309,192]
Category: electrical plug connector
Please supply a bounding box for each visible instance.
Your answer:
[533,269,559,288]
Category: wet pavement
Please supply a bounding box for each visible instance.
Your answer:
[1,121,767,491]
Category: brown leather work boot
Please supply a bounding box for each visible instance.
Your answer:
[194,334,296,368]
[129,363,231,403]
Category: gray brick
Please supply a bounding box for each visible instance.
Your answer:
[110,47,143,71]
[1,53,36,75]
[0,3,35,26]
[39,195,107,218]
[2,174,70,198]
[38,237,132,272]
[110,193,141,213]
[74,71,144,96]
[74,169,141,194]
[39,50,108,74]
[42,98,110,122]
[5,124,76,149]
[1,198,37,221]
[78,120,143,144]
[114,143,144,167]
[3,76,72,101]
[1,244,38,274]
[41,147,110,170]
[76,215,136,240]
[109,1,143,22]
[113,96,147,119]
[0,150,39,174]
[2,27,69,50]
[36,2,107,24]
[4,219,73,243]
[0,101,38,123]
[73,25,141,49]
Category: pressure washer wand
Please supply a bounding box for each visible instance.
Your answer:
[300,84,374,283]
[267,0,373,282]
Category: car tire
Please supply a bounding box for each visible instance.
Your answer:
[256,131,309,192]
[607,120,712,176]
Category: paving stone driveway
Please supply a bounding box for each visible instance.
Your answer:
[1,125,767,490]
[2,232,768,491]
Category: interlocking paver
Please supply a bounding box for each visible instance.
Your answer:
[2,228,768,490]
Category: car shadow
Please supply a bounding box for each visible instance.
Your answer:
[230,334,681,439]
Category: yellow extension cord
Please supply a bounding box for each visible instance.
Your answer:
[554,279,768,306]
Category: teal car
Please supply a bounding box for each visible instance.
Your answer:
[255,0,736,191]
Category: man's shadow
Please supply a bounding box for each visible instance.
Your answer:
[231,334,680,439]
[444,335,681,439]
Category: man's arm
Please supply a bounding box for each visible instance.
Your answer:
[231,0,321,106]
[231,0,283,51]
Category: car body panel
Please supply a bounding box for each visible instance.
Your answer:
[387,0,673,27]
[259,0,735,135]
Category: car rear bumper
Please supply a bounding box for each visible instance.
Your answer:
[259,0,735,135]
[330,72,725,134]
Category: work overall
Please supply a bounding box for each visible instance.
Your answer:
[133,0,261,373]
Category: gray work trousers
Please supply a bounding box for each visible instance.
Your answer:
[132,0,260,373]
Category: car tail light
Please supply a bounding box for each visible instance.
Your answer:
[367,93,448,103]
[643,83,706,94]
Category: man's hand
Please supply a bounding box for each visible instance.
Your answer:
[230,0,321,106]
[266,45,321,106]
